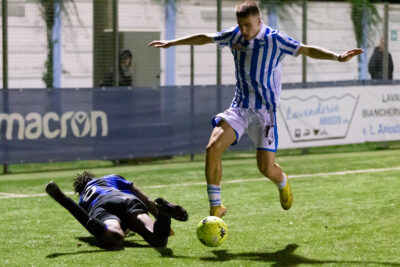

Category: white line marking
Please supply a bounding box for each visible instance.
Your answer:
[0,192,73,199]
[1,166,399,199]
[143,166,400,189]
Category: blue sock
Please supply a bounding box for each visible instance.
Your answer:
[207,184,221,207]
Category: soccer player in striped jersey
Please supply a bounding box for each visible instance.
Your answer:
[148,0,363,218]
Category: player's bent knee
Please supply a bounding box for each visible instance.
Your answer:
[257,164,274,178]
[206,141,223,157]
[100,221,125,248]
[102,229,125,248]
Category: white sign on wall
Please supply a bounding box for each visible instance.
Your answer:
[279,94,359,142]
[276,84,400,149]
[360,86,400,142]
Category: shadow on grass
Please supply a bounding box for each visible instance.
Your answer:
[76,236,151,249]
[46,236,173,258]
[200,244,400,266]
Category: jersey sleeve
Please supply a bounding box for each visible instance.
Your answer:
[212,26,238,49]
[104,174,133,193]
[276,31,302,57]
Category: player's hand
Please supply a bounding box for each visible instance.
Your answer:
[144,199,159,217]
[339,48,364,62]
[148,40,172,49]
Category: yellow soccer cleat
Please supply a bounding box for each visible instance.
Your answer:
[279,175,293,210]
[210,204,227,218]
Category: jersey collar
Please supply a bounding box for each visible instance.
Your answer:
[255,22,267,40]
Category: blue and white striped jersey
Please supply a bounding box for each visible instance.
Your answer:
[213,23,301,111]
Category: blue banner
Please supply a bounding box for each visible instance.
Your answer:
[0,86,254,164]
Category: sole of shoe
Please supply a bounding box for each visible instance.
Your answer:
[155,198,188,222]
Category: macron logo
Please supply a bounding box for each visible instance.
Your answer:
[0,111,108,140]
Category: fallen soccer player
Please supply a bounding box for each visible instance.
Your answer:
[46,171,188,249]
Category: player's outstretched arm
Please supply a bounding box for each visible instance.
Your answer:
[338,48,365,62]
[130,184,176,235]
[148,33,214,48]
[298,44,364,62]
[131,184,159,217]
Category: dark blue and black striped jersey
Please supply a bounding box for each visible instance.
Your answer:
[79,174,136,211]
[213,23,301,111]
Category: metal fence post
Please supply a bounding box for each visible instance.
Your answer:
[383,2,389,81]
[2,0,9,174]
[302,0,307,85]
[190,45,195,162]
[359,7,369,80]
[267,4,277,29]
[113,0,119,87]
[216,0,222,112]
[166,0,176,85]
[52,2,62,88]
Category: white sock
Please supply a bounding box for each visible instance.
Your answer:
[276,173,287,189]
[207,184,221,207]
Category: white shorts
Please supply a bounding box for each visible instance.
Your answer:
[212,107,278,152]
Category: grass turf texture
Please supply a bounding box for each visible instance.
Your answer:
[0,149,400,266]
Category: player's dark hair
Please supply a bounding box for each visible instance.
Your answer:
[73,171,95,195]
[235,0,260,18]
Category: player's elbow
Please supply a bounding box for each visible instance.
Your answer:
[197,34,214,45]
[299,45,318,59]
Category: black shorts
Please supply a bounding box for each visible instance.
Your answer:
[89,194,148,231]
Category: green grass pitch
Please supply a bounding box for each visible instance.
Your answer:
[0,149,399,266]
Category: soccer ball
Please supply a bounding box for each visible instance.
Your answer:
[196,216,228,247]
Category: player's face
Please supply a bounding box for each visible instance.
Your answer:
[237,14,261,41]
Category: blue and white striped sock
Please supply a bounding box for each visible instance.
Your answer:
[207,184,221,207]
